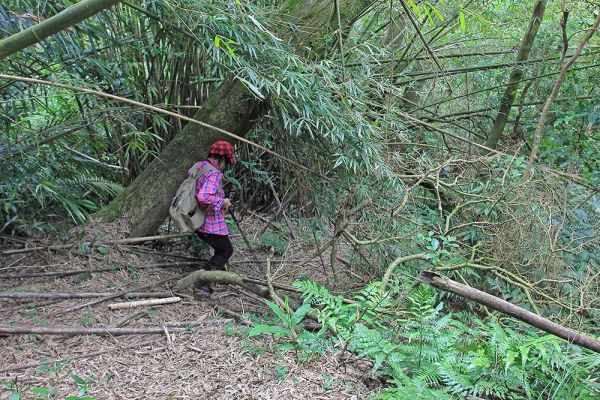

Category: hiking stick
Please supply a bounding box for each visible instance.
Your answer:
[229,207,254,253]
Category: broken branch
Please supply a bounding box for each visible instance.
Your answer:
[420,271,600,354]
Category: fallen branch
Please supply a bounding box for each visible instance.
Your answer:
[0,319,210,337]
[0,261,197,279]
[420,271,600,354]
[0,326,186,336]
[1,233,193,255]
[111,310,146,327]
[54,276,179,315]
[108,296,181,310]
[173,269,270,298]
[0,291,173,300]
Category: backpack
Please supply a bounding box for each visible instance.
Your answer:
[169,162,216,233]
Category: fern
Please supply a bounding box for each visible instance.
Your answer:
[294,279,600,400]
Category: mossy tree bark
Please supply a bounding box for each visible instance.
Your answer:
[101,0,375,237]
[485,0,547,149]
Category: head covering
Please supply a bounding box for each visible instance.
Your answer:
[208,140,236,165]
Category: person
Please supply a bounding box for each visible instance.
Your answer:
[191,140,236,293]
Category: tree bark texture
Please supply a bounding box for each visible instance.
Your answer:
[420,271,600,354]
[0,0,122,60]
[101,0,375,237]
[485,0,548,149]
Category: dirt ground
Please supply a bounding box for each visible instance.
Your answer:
[0,216,379,399]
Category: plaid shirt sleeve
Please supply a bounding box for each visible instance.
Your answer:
[196,170,224,211]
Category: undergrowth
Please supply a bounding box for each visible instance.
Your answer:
[247,279,600,399]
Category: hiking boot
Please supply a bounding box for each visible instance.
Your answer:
[195,281,213,295]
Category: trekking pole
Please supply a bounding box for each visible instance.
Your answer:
[229,207,254,253]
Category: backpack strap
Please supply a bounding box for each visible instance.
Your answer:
[190,162,217,180]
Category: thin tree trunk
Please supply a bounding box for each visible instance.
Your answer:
[485,0,548,149]
[100,0,376,238]
[525,14,600,177]
[420,271,600,354]
[0,0,122,60]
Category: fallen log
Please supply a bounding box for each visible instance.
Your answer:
[108,296,181,310]
[1,233,193,255]
[0,291,174,300]
[0,326,186,336]
[420,271,600,354]
[0,319,210,337]
[0,261,197,279]
[173,269,270,298]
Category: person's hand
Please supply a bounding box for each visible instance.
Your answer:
[223,198,232,211]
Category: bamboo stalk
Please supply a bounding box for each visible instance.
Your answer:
[0,291,174,300]
[0,0,122,60]
[1,233,193,255]
[0,326,186,336]
[0,261,196,280]
[420,271,600,354]
[108,296,181,310]
[0,74,331,182]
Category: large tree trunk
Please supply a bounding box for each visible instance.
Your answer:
[485,0,547,149]
[0,0,122,60]
[101,0,375,237]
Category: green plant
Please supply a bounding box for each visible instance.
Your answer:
[248,298,325,360]
[295,279,600,399]
[274,364,288,381]
[2,373,95,400]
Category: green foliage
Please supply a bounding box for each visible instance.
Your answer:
[3,374,96,400]
[295,279,600,399]
[248,297,327,360]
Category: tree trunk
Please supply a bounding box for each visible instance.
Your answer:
[101,0,375,237]
[525,13,600,177]
[0,0,122,60]
[485,0,548,149]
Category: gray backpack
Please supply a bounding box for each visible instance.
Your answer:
[169,162,216,233]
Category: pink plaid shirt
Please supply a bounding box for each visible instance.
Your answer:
[189,160,228,235]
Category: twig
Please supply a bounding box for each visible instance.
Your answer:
[112,310,146,327]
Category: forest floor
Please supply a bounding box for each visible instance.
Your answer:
[0,215,379,399]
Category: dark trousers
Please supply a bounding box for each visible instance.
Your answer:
[197,232,233,270]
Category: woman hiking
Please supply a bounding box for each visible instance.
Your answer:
[191,140,236,294]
